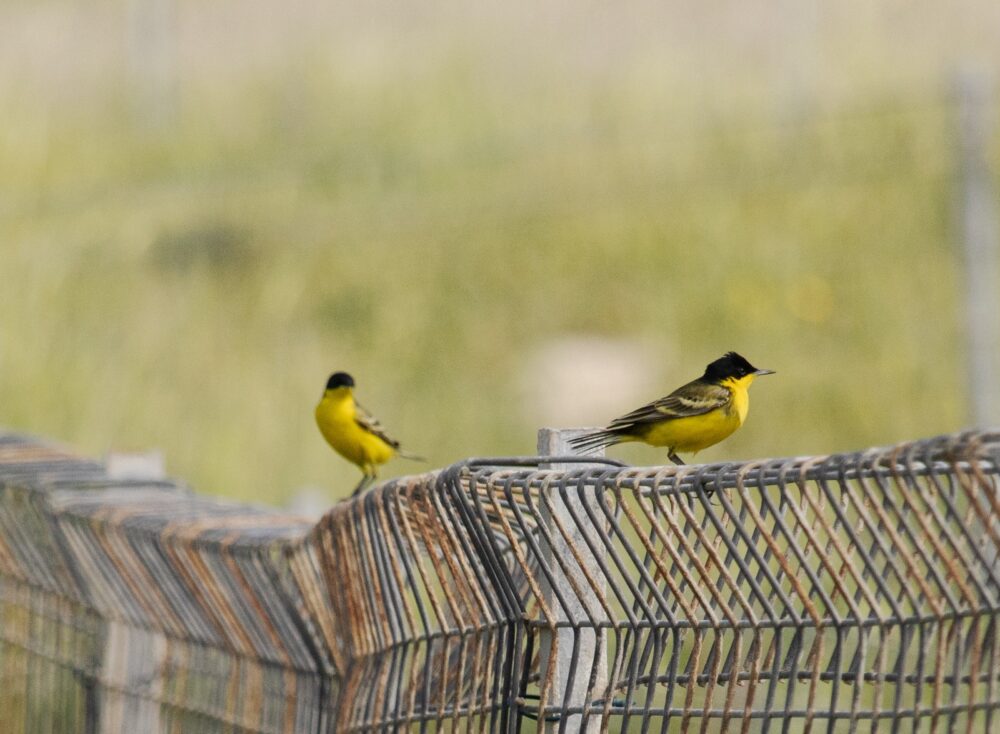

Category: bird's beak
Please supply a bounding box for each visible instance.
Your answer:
[754,368,776,376]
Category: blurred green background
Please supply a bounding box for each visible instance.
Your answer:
[2,2,998,505]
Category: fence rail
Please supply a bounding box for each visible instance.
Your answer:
[1,429,999,732]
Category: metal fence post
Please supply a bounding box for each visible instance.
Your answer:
[956,69,1000,427]
[537,428,609,733]
[105,451,165,481]
[100,451,167,733]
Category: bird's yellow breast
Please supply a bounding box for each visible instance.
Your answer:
[725,373,754,424]
[315,389,395,472]
[639,374,755,453]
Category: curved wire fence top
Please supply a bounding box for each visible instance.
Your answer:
[309,429,1000,732]
[1,429,1000,733]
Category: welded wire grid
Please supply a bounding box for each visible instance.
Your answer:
[1,429,999,732]
[0,434,331,733]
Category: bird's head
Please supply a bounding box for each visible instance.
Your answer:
[325,372,356,392]
[703,352,775,385]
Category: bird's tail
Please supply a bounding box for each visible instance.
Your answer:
[397,449,427,462]
[566,429,621,455]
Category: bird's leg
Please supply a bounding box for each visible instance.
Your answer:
[667,450,714,507]
[351,474,373,497]
[669,452,722,507]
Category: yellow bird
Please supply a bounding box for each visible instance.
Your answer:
[315,372,422,496]
[569,352,774,464]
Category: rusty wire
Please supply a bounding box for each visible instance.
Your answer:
[1,430,999,732]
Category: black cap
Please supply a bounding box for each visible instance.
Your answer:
[703,352,757,382]
[325,372,355,390]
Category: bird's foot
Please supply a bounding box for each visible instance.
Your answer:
[668,451,721,507]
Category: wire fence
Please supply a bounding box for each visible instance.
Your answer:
[1,428,999,732]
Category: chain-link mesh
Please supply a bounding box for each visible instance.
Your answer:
[1,429,999,732]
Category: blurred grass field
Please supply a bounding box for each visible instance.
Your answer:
[1,2,996,505]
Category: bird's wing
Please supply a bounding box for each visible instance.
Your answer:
[605,380,731,431]
[354,401,402,449]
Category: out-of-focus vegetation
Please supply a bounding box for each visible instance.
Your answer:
[1,2,997,503]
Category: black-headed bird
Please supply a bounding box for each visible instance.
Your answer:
[315,372,422,496]
[568,352,774,464]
